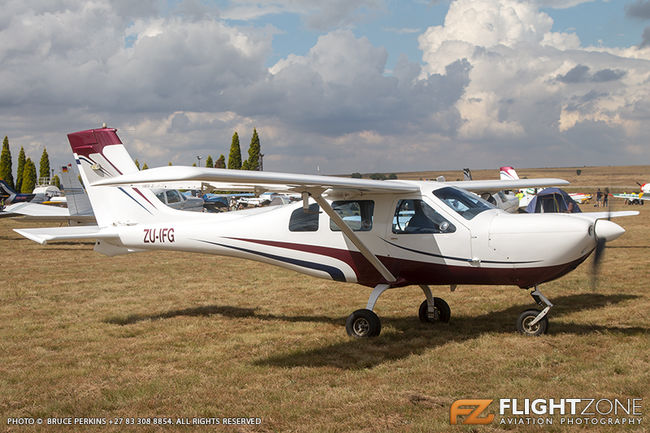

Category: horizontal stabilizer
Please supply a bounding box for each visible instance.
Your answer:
[445,178,569,192]
[14,226,118,245]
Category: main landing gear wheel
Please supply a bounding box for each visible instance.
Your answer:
[346,309,381,338]
[418,298,451,323]
[516,309,548,336]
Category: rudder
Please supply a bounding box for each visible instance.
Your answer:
[68,127,170,226]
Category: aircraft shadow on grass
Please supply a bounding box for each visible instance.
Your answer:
[104,293,645,369]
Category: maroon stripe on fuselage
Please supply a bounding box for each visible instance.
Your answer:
[133,188,156,208]
[229,238,592,288]
[228,238,385,285]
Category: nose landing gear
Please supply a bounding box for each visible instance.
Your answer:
[516,286,552,336]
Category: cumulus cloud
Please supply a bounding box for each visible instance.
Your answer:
[417,0,650,166]
[1,0,650,174]
[556,65,626,83]
[626,0,650,19]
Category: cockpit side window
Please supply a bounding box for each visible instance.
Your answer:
[433,186,493,220]
[289,203,320,232]
[392,199,455,234]
[329,200,374,231]
[166,189,182,204]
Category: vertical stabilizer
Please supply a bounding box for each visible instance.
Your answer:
[68,128,171,226]
[500,166,519,181]
[60,164,93,217]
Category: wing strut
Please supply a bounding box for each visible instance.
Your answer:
[311,193,396,284]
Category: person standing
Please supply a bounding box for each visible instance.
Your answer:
[596,188,602,207]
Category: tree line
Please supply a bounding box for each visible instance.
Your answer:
[1,129,263,194]
[0,136,56,193]
[134,129,262,171]
[194,129,261,170]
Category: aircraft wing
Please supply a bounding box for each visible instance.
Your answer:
[572,211,640,221]
[13,226,118,245]
[444,178,569,192]
[612,193,650,201]
[91,166,420,194]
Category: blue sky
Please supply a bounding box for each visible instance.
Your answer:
[226,1,649,69]
[1,0,649,174]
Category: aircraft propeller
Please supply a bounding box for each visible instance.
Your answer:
[591,187,615,289]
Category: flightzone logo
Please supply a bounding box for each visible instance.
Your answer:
[450,398,643,426]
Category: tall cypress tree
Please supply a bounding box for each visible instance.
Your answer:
[228,132,242,170]
[0,136,14,190]
[205,155,213,168]
[246,128,261,171]
[39,147,51,183]
[21,158,37,193]
[15,146,26,193]
[215,154,226,169]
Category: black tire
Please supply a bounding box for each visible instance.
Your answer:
[345,309,381,338]
[516,309,548,336]
[418,298,451,323]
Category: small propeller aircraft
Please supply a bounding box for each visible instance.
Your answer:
[15,128,639,337]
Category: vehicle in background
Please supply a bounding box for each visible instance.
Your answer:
[153,188,204,212]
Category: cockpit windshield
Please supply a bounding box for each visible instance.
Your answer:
[432,186,494,220]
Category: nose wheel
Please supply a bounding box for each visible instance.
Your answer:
[516,309,548,336]
[517,286,552,336]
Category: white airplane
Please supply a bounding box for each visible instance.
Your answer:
[2,164,94,224]
[15,128,639,338]
[612,182,649,205]
[463,167,520,213]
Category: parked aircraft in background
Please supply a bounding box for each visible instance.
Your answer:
[2,164,95,223]
[15,128,639,338]
[0,180,49,207]
[462,167,524,213]
[4,163,203,222]
[152,188,204,212]
[612,182,649,205]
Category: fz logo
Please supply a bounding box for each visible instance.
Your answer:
[450,399,494,425]
[143,228,175,244]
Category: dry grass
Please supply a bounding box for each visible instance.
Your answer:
[1,169,649,432]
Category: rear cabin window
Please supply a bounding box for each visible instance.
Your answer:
[289,204,320,232]
[329,200,374,232]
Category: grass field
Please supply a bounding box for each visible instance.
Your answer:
[1,168,649,432]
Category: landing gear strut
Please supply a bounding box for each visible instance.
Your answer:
[516,286,552,336]
[345,284,452,338]
[417,284,450,323]
[346,284,389,338]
